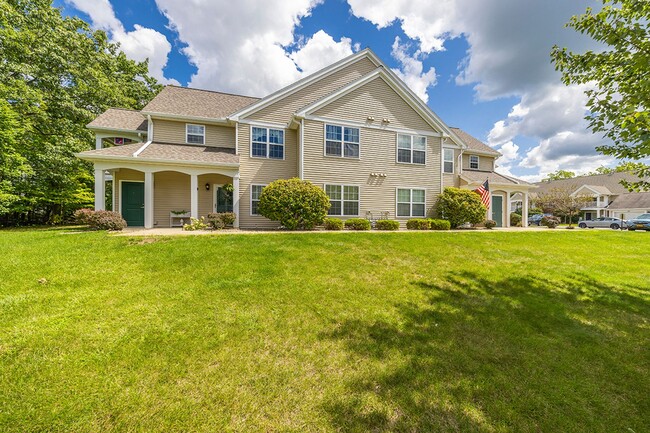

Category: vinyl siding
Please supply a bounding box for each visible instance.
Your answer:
[314,76,433,131]
[238,125,299,229]
[302,119,441,226]
[246,57,377,124]
[443,148,461,188]
[463,153,495,172]
[153,119,235,148]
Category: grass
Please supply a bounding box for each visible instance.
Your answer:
[0,228,648,432]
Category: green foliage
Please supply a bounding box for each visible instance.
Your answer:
[87,210,126,231]
[510,212,522,227]
[541,215,561,229]
[207,212,236,229]
[374,219,399,231]
[434,187,487,228]
[257,178,330,230]
[344,218,371,231]
[484,220,497,229]
[0,0,161,225]
[429,219,451,230]
[406,219,430,230]
[551,0,650,190]
[323,217,344,231]
[535,187,592,227]
[542,169,576,181]
[183,217,209,231]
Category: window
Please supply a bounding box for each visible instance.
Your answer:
[251,184,265,215]
[397,188,426,217]
[325,184,359,216]
[251,126,284,159]
[186,124,205,144]
[469,155,479,169]
[397,134,426,164]
[443,148,455,174]
[325,124,359,158]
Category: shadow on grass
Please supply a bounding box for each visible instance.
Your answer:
[321,271,649,432]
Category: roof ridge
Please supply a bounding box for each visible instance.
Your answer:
[105,107,144,113]
[165,84,260,100]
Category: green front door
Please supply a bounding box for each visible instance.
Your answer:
[215,186,233,213]
[492,195,503,227]
[121,182,144,226]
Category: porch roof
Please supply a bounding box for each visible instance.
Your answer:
[461,170,533,188]
[77,142,239,166]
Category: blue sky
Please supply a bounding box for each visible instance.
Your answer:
[58,0,613,181]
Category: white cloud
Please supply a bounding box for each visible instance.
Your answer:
[66,0,178,84]
[390,37,437,103]
[290,30,359,76]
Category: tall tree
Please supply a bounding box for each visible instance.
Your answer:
[0,0,161,225]
[535,188,592,227]
[543,169,576,181]
[551,0,650,191]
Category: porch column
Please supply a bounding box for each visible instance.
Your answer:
[190,174,199,220]
[94,168,105,211]
[505,192,512,228]
[144,172,154,229]
[233,172,240,228]
[522,192,529,227]
[95,135,103,150]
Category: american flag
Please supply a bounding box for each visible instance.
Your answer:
[475,180,490,207]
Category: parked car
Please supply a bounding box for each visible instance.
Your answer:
[527,213,553,226]
[627,213,650,231]
[578,217,627,230]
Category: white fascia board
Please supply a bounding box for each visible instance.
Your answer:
[571,185,601,196]
[140,111,230,125]
[132,141,152,157]
[229,48,380,121]
[74,153,240,169]
[87,126,146,135]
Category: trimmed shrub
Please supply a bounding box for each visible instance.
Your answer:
[434,187,487,228]
[429,219,451,230]
[257,178,330,230]
[87,210,127,231]
[510,212,522,227]
[541,215,560,228]
[323,217,344,230]
[74,208,94,225]
[183,217,209,231]
[484,219,497,229]
[375,219,400,231]
[344,218,371,231]
[406,218,430,230]
[207,212,236,229]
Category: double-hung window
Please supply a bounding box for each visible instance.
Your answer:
[469,155,480,169]
[443,148,455,174]
[325,124,359,158]
[325,184,359,216]
[186,124,205,144]
[397,188,426,217]
[397,134,426,164]
[250,185,265,215]
[252,127,284,159]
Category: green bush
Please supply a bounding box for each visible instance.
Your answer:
[434,187,487,228]
[87,210,127,231]
[257,178,330,230]
[207,212,236,229]
[406,218,430,230]
[510,212,522,227]
[429,219,451,230]
[344,218,371,231]
[73,208,94,225]
[484,219,497,229]
[183,217,209,231]
[541,215,560,228]
[323,217,344,230]
[375,219,400,230]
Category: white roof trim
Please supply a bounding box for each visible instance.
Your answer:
[75,152,240,169]
[459,174,536,189]
[132,140,152,157]
[229,48,381,120]
[140,111,230,125]
[87,126,146,135]
[571,185,609,196]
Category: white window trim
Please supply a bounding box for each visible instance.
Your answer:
[324,183,361,217]
[186,123,205,145]
[396,134,427,166]
[395,187,427,218]
[443,148,455,174]
[250,125,286,160]
[250,184,266,216]
[469,154,480,170]
[323,123,361,159]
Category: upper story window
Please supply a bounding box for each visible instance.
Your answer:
[186,124,205,144]
[325,184,360,216]
[325,124,359,158]
[443,148,454,174]
[397,188,426,217]
[469,155,480,170]
[252,127,284,159]
[397,134,426,165]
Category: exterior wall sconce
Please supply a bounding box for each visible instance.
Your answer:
[205,183,210,191]
[367,116,375,121]
[381,118,390,124]
[370,173,387,177]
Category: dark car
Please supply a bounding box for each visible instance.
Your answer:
[527,213,553,226]
[627,213,650,231]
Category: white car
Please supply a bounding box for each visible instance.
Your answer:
[578,217,627,230]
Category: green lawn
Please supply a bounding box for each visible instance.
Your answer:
[1,229,648,432]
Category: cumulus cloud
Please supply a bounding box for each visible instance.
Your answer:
[66,0,178,85]
[290,30,360,76]
[390,37,437,103]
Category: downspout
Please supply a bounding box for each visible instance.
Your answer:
[299,118,305,179]
[147,114,153,141]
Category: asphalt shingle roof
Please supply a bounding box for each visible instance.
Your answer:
[534,172,642,195]
[86,108,148,132]
[450,128,501,156]
[461,170,531,186]
[78,142,239,165]
[608,192,650,210]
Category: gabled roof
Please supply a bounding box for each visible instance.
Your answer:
[461,170,532,187]
[449,128,500,156]
[573,185,613,196]
[535,172,642,195]
[86,108,148,133]
[142,86,260,120]
[607,192,650,210]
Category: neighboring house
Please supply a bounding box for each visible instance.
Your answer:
[77,49,534,229]
[534,172,649,220]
